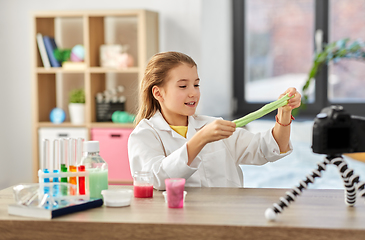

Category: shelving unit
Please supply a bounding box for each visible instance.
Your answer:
[32,10,159,183]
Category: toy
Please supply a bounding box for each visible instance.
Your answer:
[70,45,85,62]
[111,111,135,123]
[265,106,365,221]
[49,108,66,124]
[117,52,134,68]
[100,44,134,69]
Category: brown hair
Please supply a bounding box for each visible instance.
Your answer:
[135,51,197,124]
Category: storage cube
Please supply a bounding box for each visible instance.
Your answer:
[91,128,133,183]
[38,128,88,170]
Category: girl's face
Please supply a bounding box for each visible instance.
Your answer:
[155,63,200,126]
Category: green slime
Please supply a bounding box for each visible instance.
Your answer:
[233,93,294,128]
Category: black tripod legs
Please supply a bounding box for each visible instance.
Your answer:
[265,155,365,221]
[330,156,365,206]
[265,158,329,221]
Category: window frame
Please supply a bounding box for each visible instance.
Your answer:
[233,0,365,118]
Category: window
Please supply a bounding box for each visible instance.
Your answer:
[329,0,365,102]
[233,0,365,117]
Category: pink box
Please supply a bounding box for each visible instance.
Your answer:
[91,128,133,183]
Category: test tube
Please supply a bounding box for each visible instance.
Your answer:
[60,138,68,195]
[76,138,84,165]
[53,139,60,180]
[42,139,50,195]
[77,138,86,195]
[69,138,77,195]
[52,139,60,197]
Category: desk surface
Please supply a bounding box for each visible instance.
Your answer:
[1,186,364,240]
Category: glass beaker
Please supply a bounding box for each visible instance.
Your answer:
[133,171,153,198]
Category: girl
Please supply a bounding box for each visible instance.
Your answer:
[128,51,301,190]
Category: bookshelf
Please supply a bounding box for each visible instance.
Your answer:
[32,10,159,182]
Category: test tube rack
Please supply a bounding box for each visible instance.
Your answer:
[38,169,90,202]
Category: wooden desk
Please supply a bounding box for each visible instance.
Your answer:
[0,186,364,240]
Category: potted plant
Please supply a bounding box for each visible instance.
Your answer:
[298,38,365,113]
[69,88,85,124]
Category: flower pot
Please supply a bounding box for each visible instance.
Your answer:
[68,103,85,125]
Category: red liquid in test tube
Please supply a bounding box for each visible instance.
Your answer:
[78,165,86,195]
[76,138,85,195]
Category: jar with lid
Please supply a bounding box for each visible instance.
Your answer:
[79,141,108,199]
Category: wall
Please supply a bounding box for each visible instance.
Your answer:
[200,0,232,117]
[0,0,232,189]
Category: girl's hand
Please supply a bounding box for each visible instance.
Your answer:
[198,119,236,144]
[279,87,301,113]
[187,119,236,165]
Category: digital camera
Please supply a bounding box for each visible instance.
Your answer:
[312,105,365,155]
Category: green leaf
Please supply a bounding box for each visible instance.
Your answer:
[69,89,85,103]
[302,81,310,92]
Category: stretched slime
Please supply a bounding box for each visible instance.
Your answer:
[233,93,294,127]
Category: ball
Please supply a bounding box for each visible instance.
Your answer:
[50,108,66,124]
[70,44,85,62]
[265,208,277,221]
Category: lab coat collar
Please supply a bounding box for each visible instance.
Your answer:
[188,115,207,130]
[148,111,208,138]
[149,111,171,131]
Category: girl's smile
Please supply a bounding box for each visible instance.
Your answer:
[185,101,196,107]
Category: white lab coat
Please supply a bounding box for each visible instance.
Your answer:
[128,111,292,190]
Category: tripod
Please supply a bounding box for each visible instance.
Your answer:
[265,155,365,221]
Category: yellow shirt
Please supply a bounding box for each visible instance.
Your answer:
[169,125,188,138]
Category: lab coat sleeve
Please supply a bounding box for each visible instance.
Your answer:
[225,127,293,165]
[128,127,201,190]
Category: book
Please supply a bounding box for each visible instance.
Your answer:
[43,36,61,67]
[36,33,51,68]
[8,198,103,219]
[62,61,87,70]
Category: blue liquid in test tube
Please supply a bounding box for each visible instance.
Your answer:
[53,139,60,197]
[42,139,50,209]
[42,139,50,187]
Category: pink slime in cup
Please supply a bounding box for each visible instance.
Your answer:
[165,178,185,208]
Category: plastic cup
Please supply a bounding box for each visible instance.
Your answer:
[162,191,187,203]
[165,178,185,208]
[133,171,153,198]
